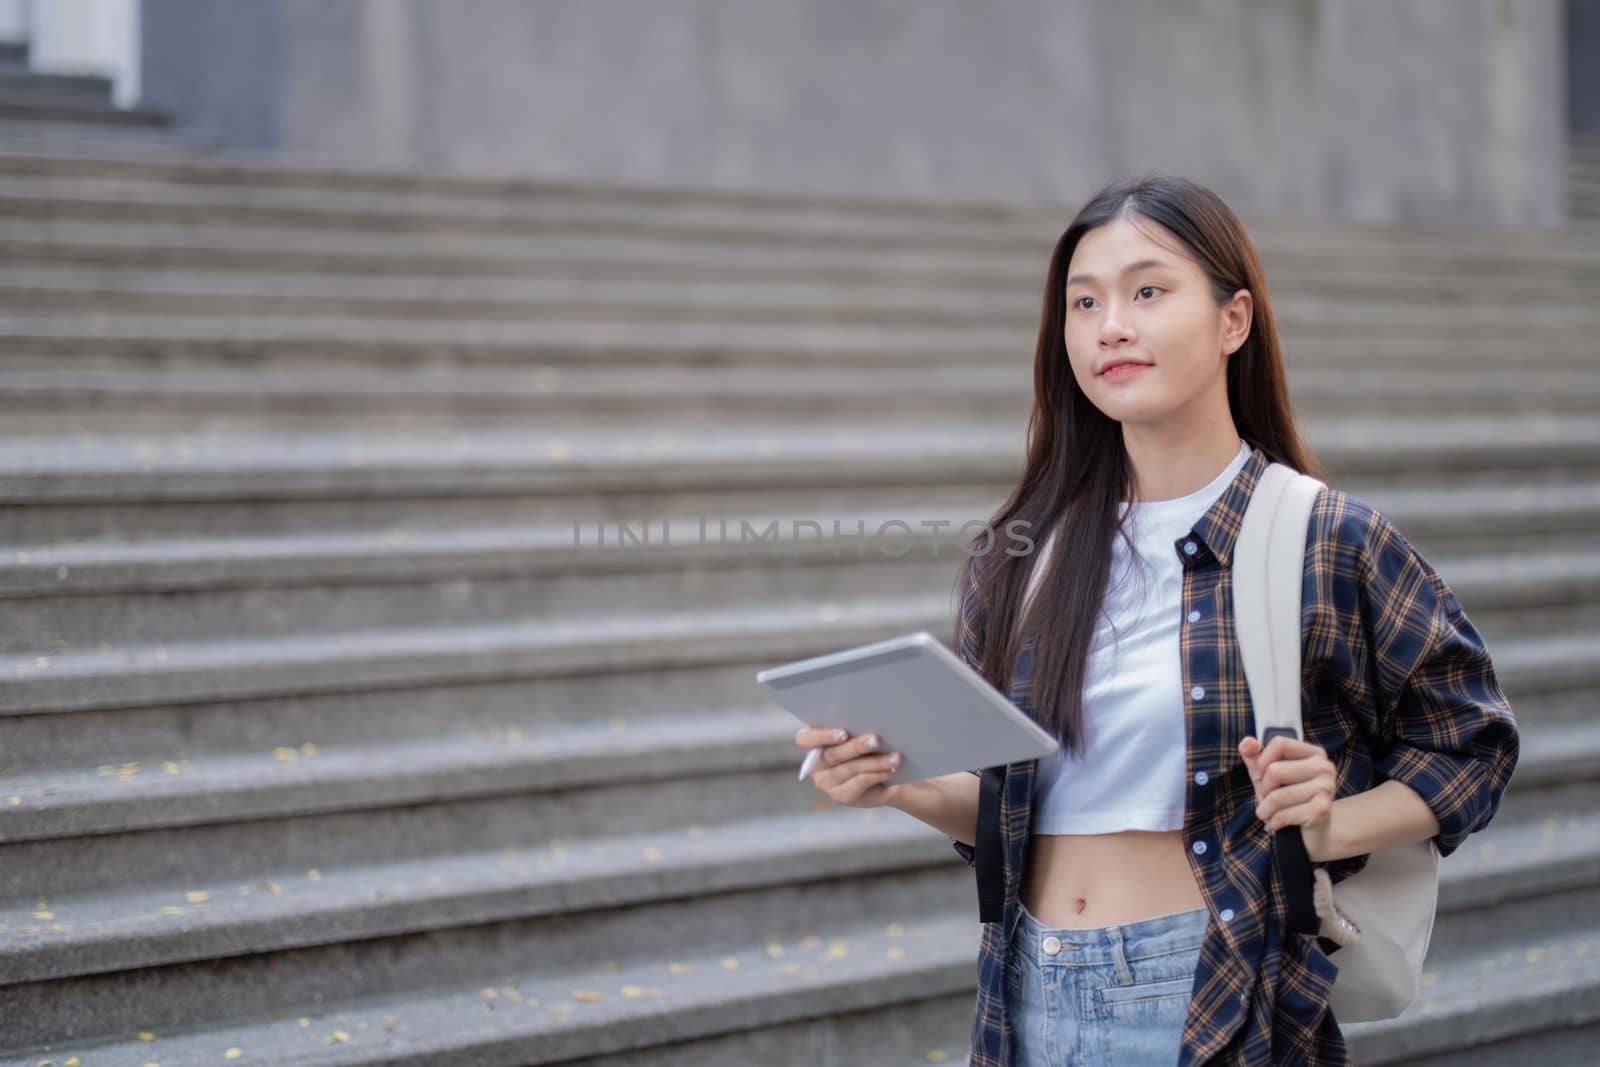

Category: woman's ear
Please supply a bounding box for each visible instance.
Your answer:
[1223,288,1253,356]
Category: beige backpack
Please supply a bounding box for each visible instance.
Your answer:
[1233,461,1440,1022]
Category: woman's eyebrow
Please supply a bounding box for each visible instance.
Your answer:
[1065,258,1173,287]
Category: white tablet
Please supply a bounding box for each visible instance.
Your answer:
[755,630,1060,783]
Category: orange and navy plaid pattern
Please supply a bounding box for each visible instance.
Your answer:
[949,443,1519,1065]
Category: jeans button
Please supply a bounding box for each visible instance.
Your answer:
[1042,936,1062,955]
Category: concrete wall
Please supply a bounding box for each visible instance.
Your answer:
[140,0,1569,226]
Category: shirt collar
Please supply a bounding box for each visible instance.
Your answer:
[1176,442,1272,570]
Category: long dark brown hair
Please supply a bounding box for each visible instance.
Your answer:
[952,174,1324,757]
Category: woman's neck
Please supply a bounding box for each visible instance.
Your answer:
[1122,433,1245,504]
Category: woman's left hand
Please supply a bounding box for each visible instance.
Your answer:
[1239,734,1337,862]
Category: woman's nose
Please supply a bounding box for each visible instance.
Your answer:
[1099,311,1135,344]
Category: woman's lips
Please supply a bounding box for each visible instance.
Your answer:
[1101,362,1152,380]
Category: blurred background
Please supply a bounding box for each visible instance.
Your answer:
[0,1,1597,1064]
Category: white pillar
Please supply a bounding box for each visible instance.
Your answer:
[0,0,28,44]
[28,0,140,107]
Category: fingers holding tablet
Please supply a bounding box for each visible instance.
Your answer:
[793,725,903,808]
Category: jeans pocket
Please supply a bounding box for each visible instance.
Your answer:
[1094,975,1195,1008]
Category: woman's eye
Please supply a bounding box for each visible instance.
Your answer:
[1071,288,1159,310]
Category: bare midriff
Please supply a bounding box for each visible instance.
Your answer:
[1020,829,1207,928]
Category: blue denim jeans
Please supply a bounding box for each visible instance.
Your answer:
[1005,898,1209,1066]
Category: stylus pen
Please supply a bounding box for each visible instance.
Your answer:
[797,747,824,781]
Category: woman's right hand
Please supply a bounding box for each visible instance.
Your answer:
[793,726,904,808]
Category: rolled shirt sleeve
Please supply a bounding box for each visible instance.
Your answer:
[1356,505,1520,858]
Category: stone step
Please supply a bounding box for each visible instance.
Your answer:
[9,266,1600,331]
[0,631,1590,843]
[1342,912,1600,1065]
[3,414,1598,507]
[6,218,1600,294]
[0,700,800,843]
[0,117,209,151]
[0,69,115,107]
[0,173,1062,252]
[0,491,1595,653]
[2,361,1596,429]
[3,474,1593,598]
[0,799,1595,1065]
[0,148,1597,262]
[0,759,1592,994]
[0,516,1591,711]
[4,312,1600,375]
[0,578,952,715]
[0,800,965,985]
[3,171,1600,274]
[4,252,1597,302]
[0,98,167,128]
[1393,1023,1600,1067]
[4,875,978,1064]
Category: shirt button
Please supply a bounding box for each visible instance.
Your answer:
[1192,840,1208,856]
[1183,541,1198,556]
[1194,770,1209,786]
[1190,685,1206,700]
[1187,609,1201,623]
[1042,936,1062,955]
[1220,908,1235,922]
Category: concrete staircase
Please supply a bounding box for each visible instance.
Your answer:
[0,134,1597,1066]
[0,38,192,152]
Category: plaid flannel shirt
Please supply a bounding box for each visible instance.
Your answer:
[950,444,1519,1065]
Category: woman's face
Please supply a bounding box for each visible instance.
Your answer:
[1062,213,1250,429]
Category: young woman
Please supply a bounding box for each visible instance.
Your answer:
[794,175,1520,1065]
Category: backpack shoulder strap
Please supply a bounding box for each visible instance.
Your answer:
[1233,460,1328,935]
[1233,461,1326,740]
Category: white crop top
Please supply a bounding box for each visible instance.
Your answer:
[1025,440,1252,834]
